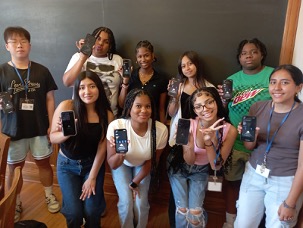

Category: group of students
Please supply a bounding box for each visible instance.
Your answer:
[0,25,302,228]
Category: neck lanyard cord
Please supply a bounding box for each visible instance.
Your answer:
[265,101,295,154]
[11,61,31,97]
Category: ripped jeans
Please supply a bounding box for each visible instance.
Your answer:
[168,161,209,228]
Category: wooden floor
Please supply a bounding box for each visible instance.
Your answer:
[19,181,170,228]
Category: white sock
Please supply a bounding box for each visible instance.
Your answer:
[16,194,21,205]
[44,186,53,198]
[226,212,236,225]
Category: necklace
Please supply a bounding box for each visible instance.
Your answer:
[139,70,154,84]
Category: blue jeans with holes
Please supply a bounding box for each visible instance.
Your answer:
[112,163,151,228]
[57,152,105,228]
[168,159,209,228]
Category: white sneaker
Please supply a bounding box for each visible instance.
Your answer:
[45,194,60,213]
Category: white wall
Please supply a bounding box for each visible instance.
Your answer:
[293,4,303,101]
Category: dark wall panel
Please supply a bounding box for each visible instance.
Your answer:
[0,0,288,104]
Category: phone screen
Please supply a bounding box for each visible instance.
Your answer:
[176,118,190,145]
[240,116,257,142]
[61,111,77,136]
[115,129,128,153]
[122,59,132,77]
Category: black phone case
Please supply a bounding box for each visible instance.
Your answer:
[240,116,257,142]
[176,118,190,145]
[168,78,181,97]
[115,129,128,153]
[61,111,77,136]
[122,59,132,78]
[222,79,233,100]
[80,34,96,56]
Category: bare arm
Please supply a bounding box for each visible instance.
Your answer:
[205,125,237,170]
[80,111,114,200]
[62,53,88,87]
[167,81,182,117]
[182,131,196,165]
[46,90,55,136]
[159,92,167,124]
[278,140,303,220]
[49,100,73,144]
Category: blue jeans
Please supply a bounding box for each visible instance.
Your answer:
[112,163,151,228]
[235,162,303,228]
[168,160,209,228]
[57,152,106,228]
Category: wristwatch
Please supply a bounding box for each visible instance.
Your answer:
[129,181,138,188]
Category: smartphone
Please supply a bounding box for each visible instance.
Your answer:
[0,91,14,114]
[240,116,257,142]
[168,78,181,98]
[122,59,132,78]
[114,129,128,153]
[222,79,233,100]
[176,118,190,145]
[80,34,96,56]
[61,111,77,136]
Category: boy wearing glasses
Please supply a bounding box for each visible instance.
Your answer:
[0,26,60,222]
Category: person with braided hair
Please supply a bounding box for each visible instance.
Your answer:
[167,87,237,228]
[63,26,123,118]
[106,88,168,228]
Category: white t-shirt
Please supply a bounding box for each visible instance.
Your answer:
[106,119,168,167]
[65,53,123,116]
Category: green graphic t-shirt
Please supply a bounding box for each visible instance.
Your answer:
[227,66,274,153]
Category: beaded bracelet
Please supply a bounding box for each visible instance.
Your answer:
[283,200,296,209]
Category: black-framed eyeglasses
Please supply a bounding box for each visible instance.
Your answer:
[193,99,215,112]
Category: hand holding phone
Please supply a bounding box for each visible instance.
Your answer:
[114,129,128,153]
[61,111,77,136]
[168,78,181,98]
[222,79,233,100]
[80,34,96,56]
[176,118,190,145]
[122,59,132,78]
[0,91,14,113]
[240,116,257,142]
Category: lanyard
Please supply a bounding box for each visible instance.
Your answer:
[11,61,31,98]
[265,101,295,155]
[213,130,221,167]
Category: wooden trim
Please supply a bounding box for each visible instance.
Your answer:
[279,0,302,64]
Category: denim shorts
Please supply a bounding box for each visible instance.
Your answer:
[224,149,250,181]
[7,136,52,164]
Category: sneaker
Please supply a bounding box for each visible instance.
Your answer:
[14,202,22,222]
[45,194,60,213]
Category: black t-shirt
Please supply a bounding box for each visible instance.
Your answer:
[128,68,168,120]
[0,62,58,140]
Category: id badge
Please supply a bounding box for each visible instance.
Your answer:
[19,98,34,111]
[207,175,223,192]
[256,164,270,178]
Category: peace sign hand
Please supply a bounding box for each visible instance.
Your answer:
[199,117,226,142]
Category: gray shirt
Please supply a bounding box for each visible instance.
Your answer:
[249,100,303,176]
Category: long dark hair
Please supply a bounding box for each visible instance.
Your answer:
[177,51,208,87]
[190,87,232,173]
[236,38,267,65]
[92,26,117,60]
[69,71,111,150]
[121,88,157,174]
[270,64,303,103]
